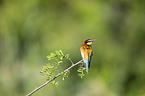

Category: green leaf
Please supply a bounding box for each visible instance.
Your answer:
[46,55,51,59]
[54,81,59,87]
[77,70,82,72]
[77,66,86,79]
[62,71,70,80]
[55,50,61,56]
[60,56,63,60]
[47,53,57,60]
[78,73,85,79]
[50,80,59,87]
[65,54,69,59]
[50,80,55,84]
[50,53,56,57]
[59,50,64,56]
[46,64,54,69]
[58,61,63,64]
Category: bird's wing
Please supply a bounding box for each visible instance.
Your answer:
[88,49,93,69]
[84,50,89,65]
[80,47,85,64]
[80,47,88,65]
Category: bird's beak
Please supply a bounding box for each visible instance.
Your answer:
[89,40,96,42]
[87,40,95,45]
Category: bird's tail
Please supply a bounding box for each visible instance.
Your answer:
[84,62,89,74]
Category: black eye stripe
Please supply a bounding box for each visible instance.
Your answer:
[86,41,91,43]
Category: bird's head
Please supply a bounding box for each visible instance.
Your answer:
[84,39,95,45]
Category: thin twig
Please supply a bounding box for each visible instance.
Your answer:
[69,58,74,65]
[26,60,83,96]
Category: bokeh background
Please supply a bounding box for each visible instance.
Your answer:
[0,0,145,96]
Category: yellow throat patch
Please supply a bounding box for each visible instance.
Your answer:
[87,42,92,45]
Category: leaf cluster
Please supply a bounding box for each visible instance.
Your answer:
[40,50,86,87]
[40,50,70,87]
[77,65,86,79]
[47,50,69,60]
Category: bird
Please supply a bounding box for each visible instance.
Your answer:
[80,39,95,74]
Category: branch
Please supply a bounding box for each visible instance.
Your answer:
[26,60,83,96]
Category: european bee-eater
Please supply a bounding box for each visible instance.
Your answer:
[80,39,95,74]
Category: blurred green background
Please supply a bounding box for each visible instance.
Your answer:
[0,0,145,96]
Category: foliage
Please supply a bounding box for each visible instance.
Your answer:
[40,50,84,87]
[77,66,86,79]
